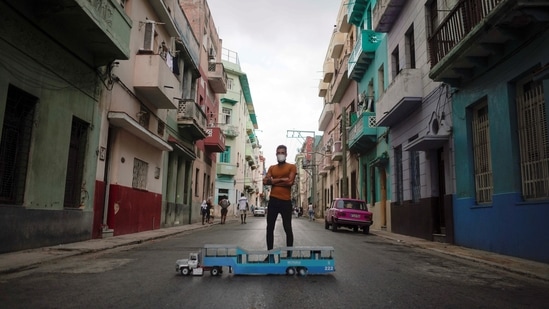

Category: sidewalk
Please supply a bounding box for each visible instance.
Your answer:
[1,218,548,283]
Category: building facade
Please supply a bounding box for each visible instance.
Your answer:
[0,0,131,252]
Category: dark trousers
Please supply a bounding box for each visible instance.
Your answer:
[266,197,294,250]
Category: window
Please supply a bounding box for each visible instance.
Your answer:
[410,151,421,203]
[227,78,234,90]
[194,168,199,197]
[0,85,36,204]
[220,146,231,163]
[516,81,548,200]
[471,100,493,204]
[132,158,148,190]
[64,117,89,208]
[395,146,403,204]
[405,25,416,69]
[425,0,439,63]
[377,64,385,98]
[391,46,400,79]
[222,107,232,124]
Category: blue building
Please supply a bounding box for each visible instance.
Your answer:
[429,0,549,263]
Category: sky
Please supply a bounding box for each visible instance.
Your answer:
[207,0,341,166]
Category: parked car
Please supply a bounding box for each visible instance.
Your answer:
[324,198,373,234]
[253,206,266,217]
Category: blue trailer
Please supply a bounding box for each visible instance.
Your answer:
[176,244,335,276]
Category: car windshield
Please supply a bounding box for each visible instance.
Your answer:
[337,200,367,210]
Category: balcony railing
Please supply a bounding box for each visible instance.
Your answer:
[348,30,381,81]
[347,0,368,26]
[204,127,226,153]
[217,162,237,176]
[323,59,335,83]
[134,54,179,109]
[219,123,239,137]
[176,99,207,140]
[330,32,347,59]
[318,80,329,97]
[319,103,334,131]
[17,0,131,67]
[331,140,343,161]
[348,111,377,152]
[429,0,503,68]
[372,0,406,32]
[208,62,228,93]
[376,69,423,127]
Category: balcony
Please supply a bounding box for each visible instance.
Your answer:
[319,103,335,131]
[133,54,179,109]
[429,0,549,87]
[204,127,226,153]
[245,147,254,162]
[347,0,368,26]
[336,2,352,33]
[372,0,406,32]
[376,69,423,127]
[348,30,381,81]
[176,99,208,140]
[331,141,343,161]
[219,123,239,138]
[208,62,228,93]
[332,54,351,103]
[348,111,377,152]
[13,0,131,67]
[150,0,199,70]
[323,59,335,83]
[318,80,329,97]
[330,32,347,59]
[108,112,172,151]
[217,162,237,176]
[244,177,253,190]
[323,155,334,170]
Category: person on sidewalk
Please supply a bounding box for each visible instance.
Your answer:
[263,145,296,251]
[237,193,248,224]
[200,200,208,225]
[308,203,314,221]
[219,196,230,224]
[206,197,214,224]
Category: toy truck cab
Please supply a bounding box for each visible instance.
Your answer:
[176,252,202,276]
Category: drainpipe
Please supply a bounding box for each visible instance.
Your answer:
[342,107,348,198]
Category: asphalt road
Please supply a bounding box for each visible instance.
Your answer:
[1,215,548,309]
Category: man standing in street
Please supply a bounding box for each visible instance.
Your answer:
[219,196,230,224]
[263,145,297,250]
[237,193,248,224]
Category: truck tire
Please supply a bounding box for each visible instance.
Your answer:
[180,267,190,276]
[286,267,296,276]
[210,267,220,276]
[298,267,308,276]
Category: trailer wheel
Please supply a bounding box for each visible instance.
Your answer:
[180,267,190,276]
[210,267,221,276]
[286,267,296,276]
[298,267,308,277]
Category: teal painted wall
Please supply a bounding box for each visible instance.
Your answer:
[452,31,549,263]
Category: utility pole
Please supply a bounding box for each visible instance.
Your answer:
[342,107,348,198]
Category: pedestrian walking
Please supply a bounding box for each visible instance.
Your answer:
[219,196,230,224]
[238,193,248,224]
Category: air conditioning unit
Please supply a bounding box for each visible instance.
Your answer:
[142,21,155,52]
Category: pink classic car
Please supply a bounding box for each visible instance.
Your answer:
[324,198,373,234]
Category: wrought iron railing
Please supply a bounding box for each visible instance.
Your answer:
[428,0,503,67]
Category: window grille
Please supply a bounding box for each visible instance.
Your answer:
[517,83,548,200]
[472,101,493,204]
[64,117,89,208]
[132,158,148,190]
[0,85,36,204]
[410,151,421,203]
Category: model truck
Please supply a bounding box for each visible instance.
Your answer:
[176,244,335,276]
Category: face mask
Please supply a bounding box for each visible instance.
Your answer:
[277,154,286,163]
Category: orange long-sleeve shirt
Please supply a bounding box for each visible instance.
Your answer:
[267,162,297,201]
